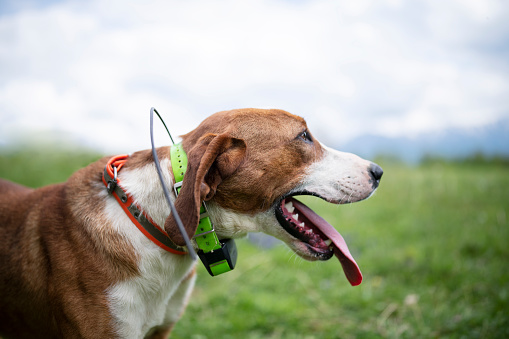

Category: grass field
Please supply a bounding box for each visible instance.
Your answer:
[1,147,508,338]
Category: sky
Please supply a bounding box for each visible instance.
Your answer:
[0,0,508,153]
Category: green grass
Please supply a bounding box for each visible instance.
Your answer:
[1,148,508,338]
[0,146,102,188]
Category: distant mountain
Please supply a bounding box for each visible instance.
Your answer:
[340,119,509,163]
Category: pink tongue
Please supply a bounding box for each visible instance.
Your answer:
[292,199,363,286]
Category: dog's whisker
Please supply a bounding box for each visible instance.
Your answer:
[347,191,355,204]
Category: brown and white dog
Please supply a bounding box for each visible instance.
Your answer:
[0,108,382,338]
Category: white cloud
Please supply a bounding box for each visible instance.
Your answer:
[0,0,508,153]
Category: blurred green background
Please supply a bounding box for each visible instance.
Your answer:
[1,146,508,338]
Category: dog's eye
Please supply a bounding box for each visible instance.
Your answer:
[298,130,312,143]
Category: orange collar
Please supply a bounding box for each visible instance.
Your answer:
[102,155,187,255]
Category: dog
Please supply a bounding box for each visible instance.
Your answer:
[0,108,382,338]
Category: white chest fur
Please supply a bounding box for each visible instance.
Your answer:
[107,250,196,338]
[103,159,197,338]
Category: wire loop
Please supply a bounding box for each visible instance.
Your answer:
[150,107,197,260]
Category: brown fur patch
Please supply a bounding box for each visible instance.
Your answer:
[0,158,140,338]
[66,157,140,279]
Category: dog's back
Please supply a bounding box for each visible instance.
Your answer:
[0,178,31,193]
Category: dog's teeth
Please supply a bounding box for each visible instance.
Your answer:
[300,222,305,227]
[324,239,332,246]
[292,213,299,220]
[285,202,295,213]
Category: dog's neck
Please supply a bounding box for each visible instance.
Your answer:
[118,154,175,231]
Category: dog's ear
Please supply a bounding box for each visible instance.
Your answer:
[165,133,246,246]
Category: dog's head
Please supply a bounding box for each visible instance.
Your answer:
[165,108,382,285]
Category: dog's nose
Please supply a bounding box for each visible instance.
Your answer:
[369,163,383,188]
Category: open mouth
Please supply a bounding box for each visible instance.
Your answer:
[275,195,363,286]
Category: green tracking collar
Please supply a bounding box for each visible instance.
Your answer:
[170,143,237,276]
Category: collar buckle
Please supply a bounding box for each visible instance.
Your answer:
[107,166,118,194]
[173,181,183,197]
